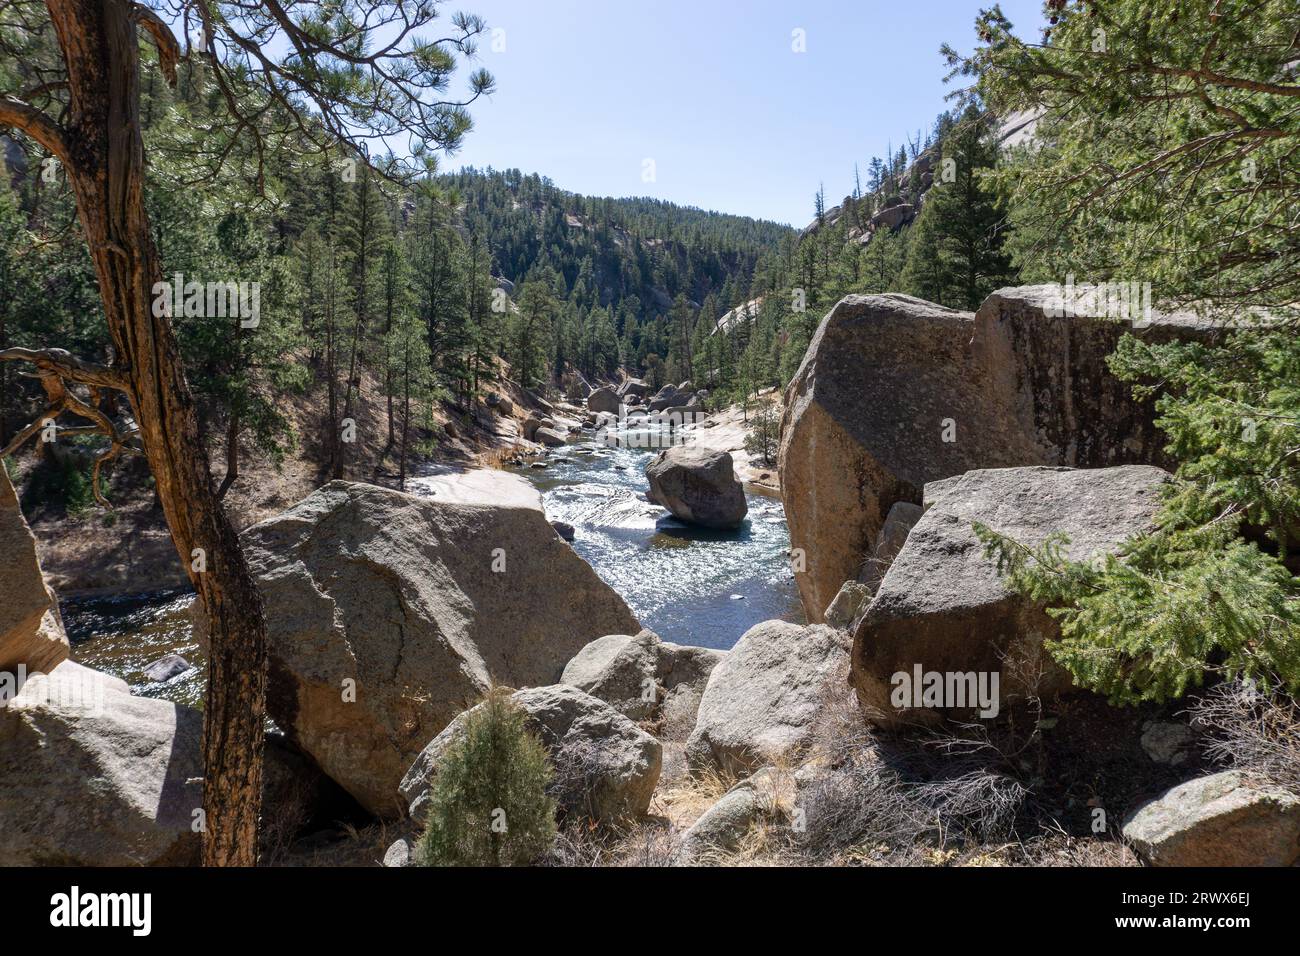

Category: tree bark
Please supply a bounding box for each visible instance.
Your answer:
[217,314,242,499]
[216,409,239,500]
[48,0,265,866]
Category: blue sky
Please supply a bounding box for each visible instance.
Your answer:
[441,0,1048,225]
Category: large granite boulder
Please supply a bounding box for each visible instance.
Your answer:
[618,378,651,400]
[400,684,661,824]
[587,386,620,415]
[560,629,725,739]
[649,383,698,413]
[1122,771,1300,867]
[852,465,1169,726]
[534,426,566,448]
[645,445,747,529]
[687,620,847,778]
[0,462,68,675]
[0,662,203,865]
[658,394,704,422]
[222,476,639,818]
[779,286,1214,622]
[647,384,678,411]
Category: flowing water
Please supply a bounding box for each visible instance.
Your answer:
[60,420,802,699]
[506,422,802,648]
[61,589,204,707]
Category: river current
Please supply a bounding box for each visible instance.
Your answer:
[60,421,802,704]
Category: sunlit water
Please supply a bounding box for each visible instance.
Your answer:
[60,589,203,707]
[60,420,802,698]
[501,422,803,649]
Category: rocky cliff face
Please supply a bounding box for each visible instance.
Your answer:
[778,284,1217,621]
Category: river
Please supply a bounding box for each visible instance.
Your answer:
[60,421,802,704]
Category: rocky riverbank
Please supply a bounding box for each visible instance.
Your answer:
[3,284,1295,869]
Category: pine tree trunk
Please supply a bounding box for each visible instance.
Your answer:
[50,0,265,867]
[216,410,240,500]
[0,305,9,448]
[217,317,242,499]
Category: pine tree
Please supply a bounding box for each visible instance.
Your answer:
[960,0,1300,704]
[510,277,558,389]
[900,107,1013,309]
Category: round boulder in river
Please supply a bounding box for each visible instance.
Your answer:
[645,446,748,529]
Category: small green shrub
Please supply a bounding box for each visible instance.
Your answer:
[415,688,557,867]
[18,456,97,516]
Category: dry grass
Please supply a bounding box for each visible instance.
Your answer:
[269,820,409,867]
[480,444,526,470]
[1191,680,1300,795]
[544,819,681,867]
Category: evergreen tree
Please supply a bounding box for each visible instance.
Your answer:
[959,0,1300,703]
[509,276,558,389]
[900,107,1013,309]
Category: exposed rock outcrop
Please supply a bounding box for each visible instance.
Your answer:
[1122,771,1300,867]
[218,476,639,817]
[687,620,846,777]
[534,426,566,447]
[823,581,870,630]
[869,201,914,232]
[0,662,203,866]
[588,386,620,415]
[852,465,1169,726]
[779,286,1214,621]
[560,629,724,740]
[400,684,661,824]
[645,445,747,529]
[0,462,69,676]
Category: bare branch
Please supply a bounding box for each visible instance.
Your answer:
[131,2,181,87]
[0,94,70,164]
[0,346,128,391]
[0,346,139,506]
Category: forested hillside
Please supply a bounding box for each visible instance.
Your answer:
[700,103,1023,405]
[0,58,791,500]
[0,30,1018,503]
[440,167,792,388]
